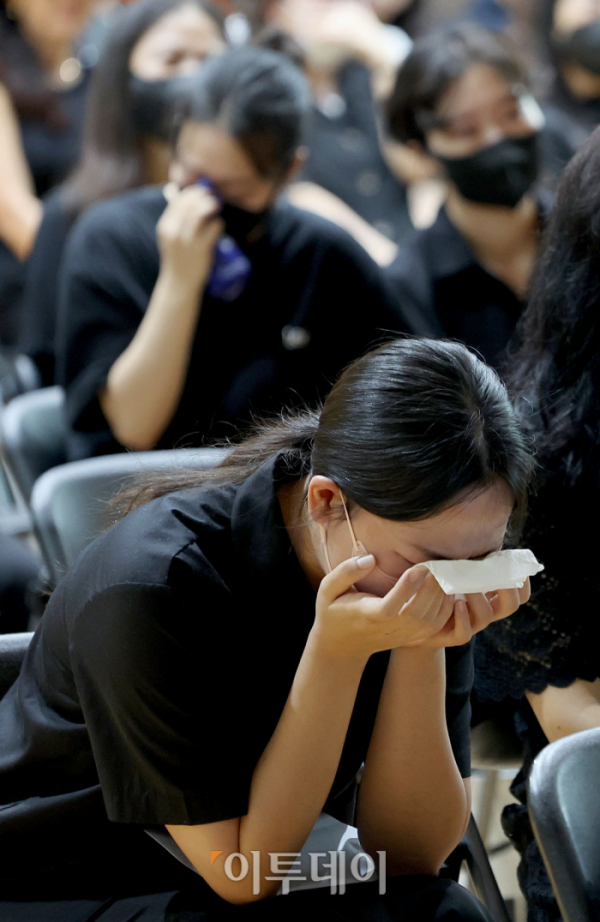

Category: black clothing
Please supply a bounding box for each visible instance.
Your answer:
[56,186,416,461]
[19,74,89,200]
[384,204,542,370]
[474,473,597,922]
[300,62,415,246]
[0,70,89,348]
[536,107,581,193]
[0,877,496,922]
[18,188,73,385]
[545,87,600,152]
[0,454,474,909]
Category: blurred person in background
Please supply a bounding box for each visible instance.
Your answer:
[18,0,227,385]
[0,0,96,636]
[0,0,95,348]
[373,0,423,36]
[538,0,600,149]
[462,1,541,77]
[384,23,570,372]
[267,0,420,250]
[234,0,439,257]
[56,45,415,463]
[474,125,600,922]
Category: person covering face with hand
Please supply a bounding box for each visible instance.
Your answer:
[56,45,414,462]
[0,338,535,921]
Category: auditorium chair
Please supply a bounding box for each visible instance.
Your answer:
[29,446,228,586]
[0,386,67,504]
[529,726,600,922]
[0,631,34,701]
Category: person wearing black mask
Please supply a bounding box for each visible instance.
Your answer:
[384,23,551,372]
[18,0,226,385]
[56,45,414,461]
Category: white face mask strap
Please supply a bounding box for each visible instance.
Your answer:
[319,491,361,574]
[339,492,361,556]
[319,522,333,573]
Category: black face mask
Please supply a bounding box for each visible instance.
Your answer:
[556,20,600,76]
[220,201,270,243]
[437,133,540,209]
[129,74,195,141]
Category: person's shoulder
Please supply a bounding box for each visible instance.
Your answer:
[52,482,238,618]
[72,185,167,240]
[269,200,378,262]
[62,185,165,277]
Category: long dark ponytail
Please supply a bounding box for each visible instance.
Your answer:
[125,338,534,537]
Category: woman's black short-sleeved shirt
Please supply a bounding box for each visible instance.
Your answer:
[0,454,473,891]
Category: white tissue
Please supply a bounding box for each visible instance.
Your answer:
[419,549,543,597]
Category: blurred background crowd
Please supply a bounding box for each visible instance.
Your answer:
[2,1,600,920]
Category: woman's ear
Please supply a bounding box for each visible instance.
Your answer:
[307,475,343,525]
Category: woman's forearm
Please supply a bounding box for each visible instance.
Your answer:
[100,267,204,450]
[0,82,42,258]
[237,635,366,886]
[0,191,42,259]
[357,646,469,875]
[169,632,367,902]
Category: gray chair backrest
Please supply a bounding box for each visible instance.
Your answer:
[0,632,34,701]
[529,726,600,922]
[0,386,67,501]
[30,447,229,586]
[0,353,42,405]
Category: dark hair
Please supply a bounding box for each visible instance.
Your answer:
[61,0,225,216]
[387,22,529,145]
[253,25,306,72]
[506,125,600,486]
[0,2,64,128]
[391,0,424,37]
[127,338,534,537]
[173,45,311,178]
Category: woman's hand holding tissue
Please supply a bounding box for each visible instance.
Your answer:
[416,579,531,648]
[408,549,542,648]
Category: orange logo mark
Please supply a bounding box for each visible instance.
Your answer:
[211,850,224,865]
